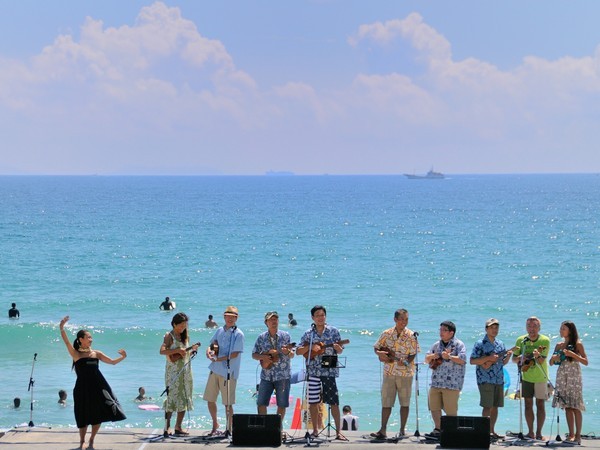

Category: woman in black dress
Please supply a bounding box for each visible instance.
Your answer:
[60,316,127,449]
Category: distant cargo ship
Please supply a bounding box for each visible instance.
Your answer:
[404,168,445,179]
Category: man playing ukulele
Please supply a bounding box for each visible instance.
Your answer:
[252,311,295,420]
[512,316,551,440]
[372,308,419,440]
[470,318,514,440]
[297,305,347,440]
[424,321,467,439]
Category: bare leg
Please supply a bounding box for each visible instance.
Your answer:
[330,404,342,437]
[400,406,409,435]
[164,411,172,434]
[309,403,320,435]
[276,406,286,421]
[524,398,535,437]
[573,409,583,443]
[174,411,186,431]
[78,426,87,449]
[431,410,442,430]
[258,405,267,414]
[535,399,546,439]
[207,401,219,433]
[88,424,100,449]
[379,407,392,435]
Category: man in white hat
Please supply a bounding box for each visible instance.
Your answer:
[203,306,244,436]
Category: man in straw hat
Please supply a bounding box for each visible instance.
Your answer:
[203,306,244,436]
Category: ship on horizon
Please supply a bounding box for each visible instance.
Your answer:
[404,168,445,179]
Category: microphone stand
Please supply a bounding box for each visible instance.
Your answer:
[28,353,37,428]
[412,331,424,443]
[506,338,530,446]
[287,324,321,446]
[152,350,197,441]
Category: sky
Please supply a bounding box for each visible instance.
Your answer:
[1,1,600,175]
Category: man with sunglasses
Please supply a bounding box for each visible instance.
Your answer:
[252,311,295,421]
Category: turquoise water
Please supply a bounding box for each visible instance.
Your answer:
[1,174,599,435]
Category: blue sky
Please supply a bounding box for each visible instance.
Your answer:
[2,1,600,175]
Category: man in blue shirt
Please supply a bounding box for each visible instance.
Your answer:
[203,306,244,436]
[470,318,514,439]
[252,311,295,421]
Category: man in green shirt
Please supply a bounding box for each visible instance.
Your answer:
[512,316,551,440]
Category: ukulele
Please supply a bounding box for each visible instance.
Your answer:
[481,350,506,370]
[379,347,410,364]
[428,345,454,370]
[521,346,547,372]
[169,342,201,362]
[304,339,350,360]
[260,343,297,369]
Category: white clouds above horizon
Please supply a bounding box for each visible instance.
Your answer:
[1,3,600,174]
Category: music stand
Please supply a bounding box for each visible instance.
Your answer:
[316,356,347,441]
[285,329,323,447]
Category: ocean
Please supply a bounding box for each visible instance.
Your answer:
[1,174,598,436]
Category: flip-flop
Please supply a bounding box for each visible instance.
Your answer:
[370,431,387,440]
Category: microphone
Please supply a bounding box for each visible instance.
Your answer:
[311,323,316,329]
[231,325,237,332]
[34,353,38,360]
[413,331,419,337]
[523,336,530,343]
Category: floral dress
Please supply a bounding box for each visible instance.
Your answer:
[163,332,194,413]
[552,351,585,411]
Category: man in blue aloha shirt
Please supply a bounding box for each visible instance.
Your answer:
[470,318,514,439]
[252,311,295,421]
[297,305,346,440]
[424,320,467,439]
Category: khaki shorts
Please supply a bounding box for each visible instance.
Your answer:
[381,376,413,408]
[478,383,504,408]
[428,387,459,415]
[522,380,548,400]
[203,372,237,405]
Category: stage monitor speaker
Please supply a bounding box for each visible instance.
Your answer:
[232,414,282,447]
[440,415,490,449]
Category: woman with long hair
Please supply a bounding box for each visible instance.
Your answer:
[159,312,199,436]
[59,316,126,450]
[550,320,588,444]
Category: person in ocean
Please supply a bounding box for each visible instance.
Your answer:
[8,302,19,318]
[159,312,198,436]
[205,314,218,328]
[59,316,127,450]
[58,389,68,406]
[550,320,588,444]
[159,296,175,311]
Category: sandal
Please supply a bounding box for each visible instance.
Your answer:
[335,433,349,441]
[174,429,189,436]
[370,431,387,440]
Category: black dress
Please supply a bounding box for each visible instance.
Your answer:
[73,357,126,428]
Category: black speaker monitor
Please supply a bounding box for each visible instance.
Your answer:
[440,415,490,449]
[232,413,282,447]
